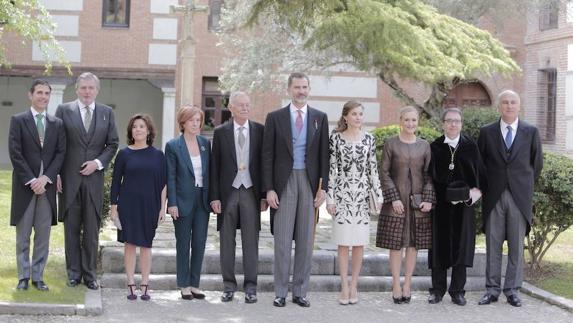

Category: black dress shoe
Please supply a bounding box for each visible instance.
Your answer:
[85,280,99,290]
[428,293,442,304]
[478,293,498,305]
[507,294,522,307]
[245,293,257,304]
[273,297,286,307]
[191,291,205,299]
[292,296,310,307]
[181,291,193,300]
[67,279,80,287]
[32,281,49,291]
[16,279,29,290]
[451,294,467,306]
[221,291,234,302]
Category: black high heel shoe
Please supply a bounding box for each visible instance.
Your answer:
[140,284,150,301]
[402,295,411,303]
[127,284,137,300]
[392,295,403,304]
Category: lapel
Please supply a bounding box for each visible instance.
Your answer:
[198,136,209,181]
[248,120,257,165]
[72,102,89,146]
[24,111,41,148]
[277,106,293,157]
[306,107,317,151]
[178,135,194,175]
[223,121,237,166]
[507,121,527,163]
[43,113,56,149]
[493,119,509,161]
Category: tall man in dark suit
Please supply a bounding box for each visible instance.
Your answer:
[9,80,66,292]
[210,91,267,304]
[56,72,119,290]
[477,90,543,307]
[262,73,329,308]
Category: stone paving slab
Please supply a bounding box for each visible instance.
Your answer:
[0,290,571,323]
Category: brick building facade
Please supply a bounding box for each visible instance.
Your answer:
[0,0,569,167]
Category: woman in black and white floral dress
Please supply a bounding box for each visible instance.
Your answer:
[326,101,383,305]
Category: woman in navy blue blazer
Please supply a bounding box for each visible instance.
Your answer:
[165,106,211,300]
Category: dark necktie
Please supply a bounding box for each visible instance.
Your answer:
[505,125,513,149]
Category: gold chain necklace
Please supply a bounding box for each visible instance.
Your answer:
[448,142,459,171]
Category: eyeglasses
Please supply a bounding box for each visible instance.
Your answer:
[444,119,462,125]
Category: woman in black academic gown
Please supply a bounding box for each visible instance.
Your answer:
[428,107,483,306]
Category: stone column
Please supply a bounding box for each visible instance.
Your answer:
[47,83,67,115]
[161,87,177,151]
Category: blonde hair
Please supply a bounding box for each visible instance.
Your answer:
[399,106,419,120]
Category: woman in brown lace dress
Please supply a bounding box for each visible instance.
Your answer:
[375,106,435,304]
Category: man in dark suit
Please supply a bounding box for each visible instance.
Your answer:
[477,90,543,307]
[9,79,66,291]
[262,72,329,307]
[56,72,119,290]
[209,91,267,304]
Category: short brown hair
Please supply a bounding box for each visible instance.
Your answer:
[127,114,156,145]
[177,105,204,133]
[287,72,310,87]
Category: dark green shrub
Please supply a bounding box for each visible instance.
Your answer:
[101,156,115,230]
[461,106,499,141]
[527,152,573,269]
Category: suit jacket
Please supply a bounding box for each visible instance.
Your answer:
[55,101,119,221]
[209,120,264,231]
[262,105,329,233]
[477,119,543,234]
[166,134,211,216]
[9,110,66,226]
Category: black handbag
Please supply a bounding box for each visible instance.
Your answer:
[446,180,470,203]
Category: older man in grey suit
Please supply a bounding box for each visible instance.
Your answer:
[56,72,118,290]
[262,73,329,308]
[477,90,543,307]
[9,80,66,291]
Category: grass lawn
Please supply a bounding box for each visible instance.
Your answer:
[0,170,86,304]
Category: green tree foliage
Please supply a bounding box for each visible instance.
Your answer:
[527,152,573,270]
[220,0,519,120]
[0,0,70,73]
[460,106,500,141]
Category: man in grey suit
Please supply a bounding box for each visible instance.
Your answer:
[56,72,119,290]
[477,90,543,307]
[210,91,267,304]
[9,80,66,291]
[262,73,329,307]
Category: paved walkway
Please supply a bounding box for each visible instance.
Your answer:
[1,207,572,321]
[1,291,571,323]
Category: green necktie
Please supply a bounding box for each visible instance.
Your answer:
[36,113,45,141]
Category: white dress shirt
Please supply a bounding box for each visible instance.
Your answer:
[500,118,518,146]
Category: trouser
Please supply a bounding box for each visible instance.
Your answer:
[485,189,527,297]
[16,194,52,282]
[273,170,315,298]
[430,265,467,297]
[220,186,259,294]
[64,182,100,282]
[173,188,209,288]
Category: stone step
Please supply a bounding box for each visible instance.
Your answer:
[100,273,493,291]
[100,247,505,277]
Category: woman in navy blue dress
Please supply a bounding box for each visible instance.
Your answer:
[110,114,167,301]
